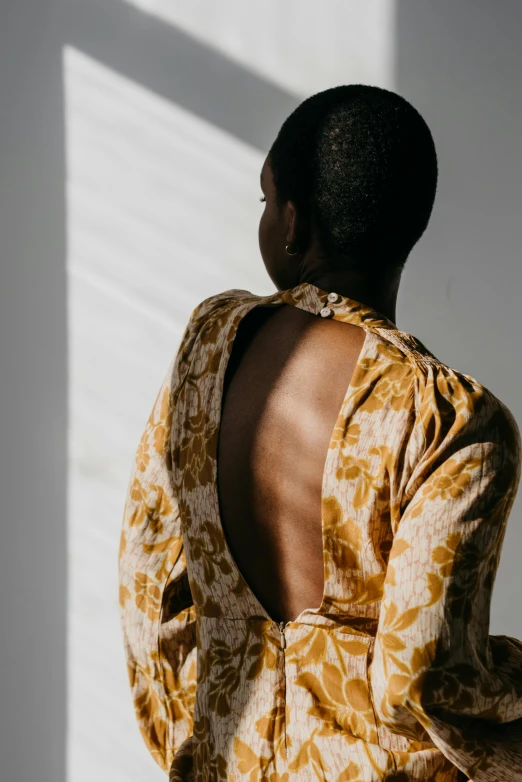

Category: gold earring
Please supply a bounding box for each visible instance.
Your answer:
[285,243,299,256]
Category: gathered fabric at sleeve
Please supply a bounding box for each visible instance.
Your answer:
[370,364,522,782]
[118,315,202,774]
[118,291,245,775]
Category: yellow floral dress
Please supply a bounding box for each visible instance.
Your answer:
[118,281,522,781]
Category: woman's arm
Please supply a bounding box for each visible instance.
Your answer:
[370,379,522,782]
[118,346,196,774]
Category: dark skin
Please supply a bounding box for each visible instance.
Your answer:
[216,154,404,624]
[258,155,402,323]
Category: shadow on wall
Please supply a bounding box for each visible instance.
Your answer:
[394,0,522,636]
[0,2,297,781]
[66,0,300,152]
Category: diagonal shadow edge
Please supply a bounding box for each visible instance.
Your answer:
[64,0,301,152]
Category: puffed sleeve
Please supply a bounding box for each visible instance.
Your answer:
[370,368,522,781]
[118,291,248,776]
[118,307,202,774]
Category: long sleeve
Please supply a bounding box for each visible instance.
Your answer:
[118,348,197,774]
[118,291,242,775]
[370,370,522,781]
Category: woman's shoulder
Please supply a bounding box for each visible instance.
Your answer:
[371,327,521,515]
[188,288,260,322]
[382,326,521,474]
[381,326,516,417]
[171,288,262,392]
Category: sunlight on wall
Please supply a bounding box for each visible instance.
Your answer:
[64,4,396,777]
[64,45,268,782]
[119,0,395,96]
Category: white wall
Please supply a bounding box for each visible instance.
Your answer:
[0,5,67,782]
[120,0,394,97]
[392,0,522,637]
[63,4,393,780]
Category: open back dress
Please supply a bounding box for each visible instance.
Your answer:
[118,281,522,781]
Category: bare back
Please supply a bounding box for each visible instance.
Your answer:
[217,303,366,623]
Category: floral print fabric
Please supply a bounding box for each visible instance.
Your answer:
[118,281,522,781]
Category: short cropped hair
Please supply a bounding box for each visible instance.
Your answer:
[268,84,438,273]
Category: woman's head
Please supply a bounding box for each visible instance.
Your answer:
[258,84,438,291]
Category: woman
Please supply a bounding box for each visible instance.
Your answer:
[118,85,522,781]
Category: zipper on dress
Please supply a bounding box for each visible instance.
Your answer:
[277,621,289,755]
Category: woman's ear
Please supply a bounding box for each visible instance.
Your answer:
[284,199,299,245]
[286,199,312,252]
